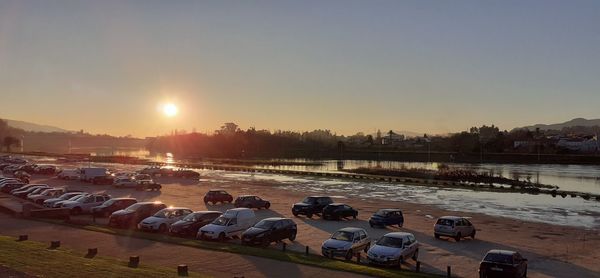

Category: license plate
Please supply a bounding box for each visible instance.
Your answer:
[491,267,503,271]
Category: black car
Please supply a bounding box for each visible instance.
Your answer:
[175,170,201,179]
[291,196,334,218]
[135,182,162,191]
[203,190,233,204]
[241,217,297,247]
[369,208,404,228]
[479,250,528,278]
[322,203,358,220]
[0,182,26,193]
[169,211,222,237]
[234,195,271,209]
[92,198,138,217]
[108,202,167,228]
[92,176,115,185]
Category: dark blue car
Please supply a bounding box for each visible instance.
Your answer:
[369,209,404,228]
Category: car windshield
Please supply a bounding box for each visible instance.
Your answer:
[125,203,144,212]
[302,197,316,204]
[69,195,86,201]
[153,209,172,218]
[212,216,230,226]
[254,219,276,229]
[331,231,354,241]
[374,210,389,217]
[436,219,454,226]
[484,253,513,264]
[377,236,404,248]
[182,213,200,222]
[102,199,116,206]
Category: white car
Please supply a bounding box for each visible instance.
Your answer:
[61,194,111,214]
[367,232,419,267]
[137,207,193,233]
[434,216,476,242]
[44,192,86,208]
[321,227,371,260]
[57,169,81,180]
[198,208,256,241]
[114,177,138,188]
[28,188,66,204]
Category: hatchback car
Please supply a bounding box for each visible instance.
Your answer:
[479,250,528,278]
[203,190,233,204]
[321,227,371,260]
[61,194,111,214]
[369,209,404,228]
[138,207,193,233]
[92,198,138,217]
[241,217,297,246]
[234,195,271,209]
[322,203,358,220]
[367,232,419,267]
[108,202,167,228]
[169,211,222,237]
[292,196,333,218]
[44,192,85,208]
[434,216,476,241]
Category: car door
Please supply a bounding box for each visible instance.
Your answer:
[514,253,525,277]
[406,234,417,256]
[464,218,474,235]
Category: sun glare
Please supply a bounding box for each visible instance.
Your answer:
[162,103,178,117]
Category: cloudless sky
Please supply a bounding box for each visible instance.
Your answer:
[0,0,599,137]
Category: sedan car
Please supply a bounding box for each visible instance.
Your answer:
[169,211,222,237]
[113,177,138,188]
[0,182,26,193]
[61,194,111,214]
[203,190,233,205]
[322,203,358,220]
[234,195,271,209]
[241,217,297,247]
[92,198,138,217]
[44,192,85,208]
[291,196,333,218]
[28,188,66,204]
[13,185,51,199]
[434,216,476,242]
[321,227,371,260]
[108,202,167,228]
[138,207,193,233]
[479,250,528,278]
[369,209,404,228]
[367,232,419,267]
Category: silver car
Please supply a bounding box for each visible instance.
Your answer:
[367,232,419,267]
[321,227,371,260]
[434,216,476,242]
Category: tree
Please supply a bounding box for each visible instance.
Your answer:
[3,136,20,152]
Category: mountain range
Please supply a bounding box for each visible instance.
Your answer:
[3,119,72,133]
[517,118,600,131]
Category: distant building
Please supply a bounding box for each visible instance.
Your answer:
[556,136,599,153]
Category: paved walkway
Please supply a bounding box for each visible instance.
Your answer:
[0,214,368,278]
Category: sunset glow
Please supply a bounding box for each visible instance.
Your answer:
[162,103,178,117]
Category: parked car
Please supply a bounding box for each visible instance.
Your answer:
[0,178,20,186]
[53,193,90,208]
[28,188,66,204]
[321,227,371,260]
[479,250,528,278]
[35,165,57,175]
[10,183,43,194]
[174,169,200,179]
[369,209,404,228]
[291,196,334,218]
[138,207,193,233]
[92,175,114,185]
[203,189,233,204]
[198,208,256,241]
[134,174,153,183]
[61,193,111,214]
[26,187,54,199]
[322,203,358,220]
[13,185,50,199]
[367,232,419,267]
[3,165,21,175]
[108,202,167,228]
[113,177,138,188]
[434,216,476,242]
[92,198,138,217]
[0,182,26,193]
[80,167,109,182]
[241,217,297,247]
[57,169,81,180]
[234,195,271,209]
[169,211,222,237]
[135,182,162,191]
[44,192,85,208]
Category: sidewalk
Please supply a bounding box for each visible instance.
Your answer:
[0,213,368,278]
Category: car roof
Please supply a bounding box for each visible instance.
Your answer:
[137,201,164,205]
[378,208,402,212]
[486,249,517,255]
[307,196,331,198]
[261,217,288,221]
[192,211,222,215]
[227,208,252,212]
[238,195,258,197]
[208,189,227,192]
[328,203,346,206]
[112,197,136,201]
[162,207,190,211]
[338,227,364,233]
[439,216,463,220]
[383,232,414,239]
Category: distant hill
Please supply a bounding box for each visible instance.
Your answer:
[3,119,72,133]
[518,118,600,131]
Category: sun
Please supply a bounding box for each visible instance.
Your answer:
[162,103,178,117]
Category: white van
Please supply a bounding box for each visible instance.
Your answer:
[197,208,256,240]
[57,169,81,180]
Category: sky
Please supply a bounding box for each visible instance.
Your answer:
[0,1,599,137]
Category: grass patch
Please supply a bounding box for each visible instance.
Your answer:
[35,218,438,278]
[0,235,207,278]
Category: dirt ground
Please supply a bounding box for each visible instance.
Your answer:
[16,170,600,278]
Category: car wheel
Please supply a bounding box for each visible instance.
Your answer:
[369,222,374,228]
[523,267,528,278]
[306,213,313,218]
[345,250,353,261]
[264,202,270,209]
[288,232,296,241]
[398,256,404,268]
[158,224,167,233]
[455,232,462,242]
[72,207,82,215]
[471,230,476,239]
[364,242,370,252]
[218,232,226,241]
[434,233,440,239]
[412,249,419,261]
[292,212,299,217]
